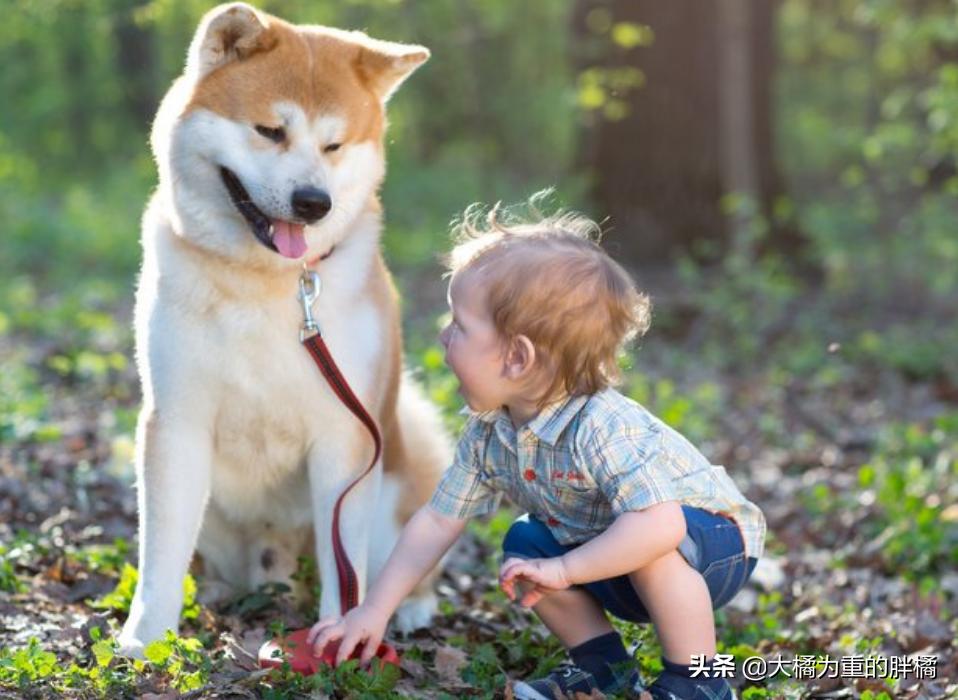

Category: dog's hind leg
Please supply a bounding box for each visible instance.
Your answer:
[193,501,249,606]
[245,523,313,602]
[118,410,212,657]
[195,508,314,607]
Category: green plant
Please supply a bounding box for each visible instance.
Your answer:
[459,642,504,694]
[68,538,129,577]
[0,356,52,444]
[225,581,293,617]
[142,630,213,693]
[0,630,143,696]
[625,375,722,445]
[0,637,58,688]
[90,563,201,621]
[856,413,958,578]
[0,530,48,594]
[257,656,403,699]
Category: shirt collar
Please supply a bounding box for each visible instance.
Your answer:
[460,393,591,446]
[526,393,591,445]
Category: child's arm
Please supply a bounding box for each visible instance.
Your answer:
[561,499,686,581]
[501,500,685,606]
[308,504,468,663]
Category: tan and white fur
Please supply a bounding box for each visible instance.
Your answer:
[118,3,450,655]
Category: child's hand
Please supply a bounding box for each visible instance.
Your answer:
[499,556,572,607]
[306,603,390,665]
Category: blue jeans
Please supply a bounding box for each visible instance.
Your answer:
[502,505,758,623]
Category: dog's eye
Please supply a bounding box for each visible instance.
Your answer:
[323,143,342,154]
[255,125,286,143]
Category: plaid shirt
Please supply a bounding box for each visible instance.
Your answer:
[429,387,766,559]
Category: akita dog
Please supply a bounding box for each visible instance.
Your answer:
[118,2,450,655]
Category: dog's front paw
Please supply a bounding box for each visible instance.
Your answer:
[117,617,175,659]
[116,633,146,659]
[393,592,437,634]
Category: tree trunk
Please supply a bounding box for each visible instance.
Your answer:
[573,0,804,265]
[114,3,158,128]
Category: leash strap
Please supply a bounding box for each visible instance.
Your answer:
[302,333,382,614]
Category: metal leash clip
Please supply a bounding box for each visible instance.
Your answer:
[298,269,322,341]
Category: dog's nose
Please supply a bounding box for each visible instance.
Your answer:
[291,187,332,223]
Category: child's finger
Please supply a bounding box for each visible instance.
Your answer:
[501,557,526,573]
[522,580,558,606]
[500,560,532,584]
[500,576,515,600]
[335,629,364,666]
[307,618,340,645]
[359,633,382,665]
[520,586,545,607]
[500,567,532,601]
[312,623,344,656]
[499,564,520,599]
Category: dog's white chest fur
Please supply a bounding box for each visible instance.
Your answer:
[209,302,383,527]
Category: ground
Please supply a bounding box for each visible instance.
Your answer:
[1,268,956,699]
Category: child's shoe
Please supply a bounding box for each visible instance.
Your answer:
[648,675,736,700]
[511,662,646,699]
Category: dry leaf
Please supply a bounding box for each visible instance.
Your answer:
[434,645,468,684]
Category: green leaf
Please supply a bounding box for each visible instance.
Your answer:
[181,573,200,620]
[144,639,172,666]
[89,562,137,613]
[91,639,114,668]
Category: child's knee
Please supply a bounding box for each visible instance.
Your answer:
[501,514,564,560]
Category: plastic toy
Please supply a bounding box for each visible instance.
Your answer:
[258,628,400,675]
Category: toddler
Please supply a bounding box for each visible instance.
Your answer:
[309,201,766,700]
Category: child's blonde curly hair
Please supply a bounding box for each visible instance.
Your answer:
[444,192,652,407]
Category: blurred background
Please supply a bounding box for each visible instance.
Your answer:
[1,1,956,698]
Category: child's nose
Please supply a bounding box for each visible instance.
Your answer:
[438,324,450,348]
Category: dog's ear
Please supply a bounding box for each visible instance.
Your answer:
[356,38,430,102]
[186,3,277,79]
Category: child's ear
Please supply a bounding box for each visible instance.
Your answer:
[504,335,536,380]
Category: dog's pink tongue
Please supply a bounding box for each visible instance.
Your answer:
[272,220,307,259]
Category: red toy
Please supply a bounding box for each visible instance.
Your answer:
[258,628,400,675]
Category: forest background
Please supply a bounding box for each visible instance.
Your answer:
[0,1,956,698]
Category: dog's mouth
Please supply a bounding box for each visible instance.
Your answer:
[219,166,308,259]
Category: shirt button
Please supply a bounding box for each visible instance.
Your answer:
[523,469,536,482]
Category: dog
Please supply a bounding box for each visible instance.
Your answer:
[117,2,450,655]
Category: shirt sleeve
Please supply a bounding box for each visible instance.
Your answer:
[582,427,679,515]
[429,418,502,519]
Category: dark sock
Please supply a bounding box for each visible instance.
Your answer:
[656,656,728,695]
[569,631,632,690]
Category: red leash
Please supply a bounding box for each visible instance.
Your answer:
[302,331,381,613]
[258,269,399,673]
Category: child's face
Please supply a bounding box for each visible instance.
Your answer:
[438,271,512,413]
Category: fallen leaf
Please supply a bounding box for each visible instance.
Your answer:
[434,645,468,685]
[401,656,426,680]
